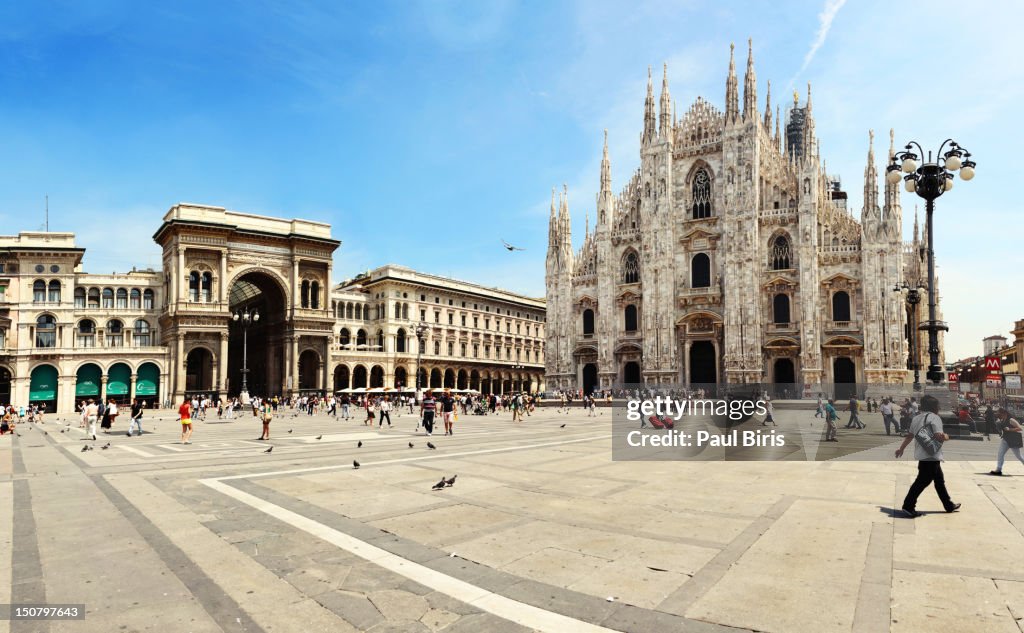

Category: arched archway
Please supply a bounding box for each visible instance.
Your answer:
[352,365,368,389]
[773,358,795,399]
[298,350,320,392]
[186,348,214,394]
[29,365,59,410]
[469,370,480,391]
[228,271,288,397]
[370,365,385,388]
[0,366,11,405]
[582,363,598,395]
[623,361,642,385]
[136,362,161,407]
[689,341,717,385]
[443,368,456,389]
[429,368,442,388]
[833,357,856,399]
[334,365,350,391]
[75,363,102,402]
[691,254,711,288]
[457,369,468,390]
[394,366,407,389]
[107,362,132,405]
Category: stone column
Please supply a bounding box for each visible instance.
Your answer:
[130,373,137,402]
[283,335,293,395]
[175,334,185,401]
[159,372,169,409]
[177,247,185,301]
[100,374,108,403]
[218,332,229,401]
[291,336,299,394]
[320,357,328,394]
[219,251,228,303]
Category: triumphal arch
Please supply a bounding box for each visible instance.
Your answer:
[154,204,340,404]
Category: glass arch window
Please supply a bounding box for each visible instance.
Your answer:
[33,280,45,303]
[35,315,56,348]
[116,288,128,308]
[770,235,792,270]
[622,251,640,284]
[130,288,141,309]
[106,319,124,347]
[188,273,199,302]
[692,168,713,219]
[102,288,114,308]
[133,319,151,346]
[143,289,154,309]
[201,273,212,302]
[48,280,61,303]
[74,287,86,308]
[88,288,100,308]
[77,319,96,348]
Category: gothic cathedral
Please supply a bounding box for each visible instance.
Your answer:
[544,41,941,395]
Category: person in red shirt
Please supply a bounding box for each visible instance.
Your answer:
[179,397,193,445]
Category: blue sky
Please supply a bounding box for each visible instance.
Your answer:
[0,0,1019,360]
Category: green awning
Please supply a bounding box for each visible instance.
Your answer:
[107,363,131,396]
[75,364,102,397]
[136,363,159,396]
[29,365,58,401]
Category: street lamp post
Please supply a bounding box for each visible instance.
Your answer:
[893,281,928,390]
[414,323,428,402]
[886,140,975,385]
[232,308,260,404]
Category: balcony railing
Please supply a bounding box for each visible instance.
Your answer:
[826,320,858,331]
[767,322,797,332]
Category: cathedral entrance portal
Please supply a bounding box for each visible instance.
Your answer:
[185,348,214,394]
[582,363,598,395]
[622,362,641,385]
[772,358,796,399]
[833,357,856,400]
[228,272,287,397]
[0,367,10,405]
[689,341,717,385]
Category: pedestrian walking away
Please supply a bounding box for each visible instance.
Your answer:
[895,395,960,517]
[990,408,1024,475]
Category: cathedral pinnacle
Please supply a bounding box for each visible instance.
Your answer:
[725,43,739,123]
[863,129,879,221]
[643,66,656,144]
[743,38,757,121]
[764,79,772,129]
[659,62,672,139]
[600,129,612,193]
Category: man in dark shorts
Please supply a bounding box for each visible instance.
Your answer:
[438,389,455,435]
[420,390,437,436]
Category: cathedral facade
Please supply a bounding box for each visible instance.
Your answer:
[545,41,942,395]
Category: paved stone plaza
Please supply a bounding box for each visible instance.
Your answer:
[1,405,1022,632]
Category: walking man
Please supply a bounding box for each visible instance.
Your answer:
[989,408,1024,476]
[895,395,960,517]
[824,399,838,442]
[845,396,864,429]
[127,398,144,436]
[880,398,895,436]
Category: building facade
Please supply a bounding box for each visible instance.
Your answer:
[329,265,545,395]
[1,205,544,413]
[545,41,943,394]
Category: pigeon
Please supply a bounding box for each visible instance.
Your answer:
[316,435,323,440]
[43,431,48,436]
[432,478,447,491]
[560,424,566,428]
[353,460,360,469]
[80,445,88,453]
[501,240,525,252]
[408,442,414,448]
[263,446,273,454]
[357,441,362,448]
[445,475,457,487]
[101,443,110,450]
[288,429,293,434]
[427,442,436,450]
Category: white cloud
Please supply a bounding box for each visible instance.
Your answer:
[789,0,847,87]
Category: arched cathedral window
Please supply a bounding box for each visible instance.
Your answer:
[621,251,640,284]
[692,168,712,219]
[770,235,792,270]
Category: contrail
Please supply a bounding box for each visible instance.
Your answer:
[790,0,848,87]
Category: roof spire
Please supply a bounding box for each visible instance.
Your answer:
[725,43,739,123]
[643,66,656,144]
[763,79,772,129]
[659,62,672,139]
[863,129,879,219]
[600,129,611,193]
[743,38,757,120]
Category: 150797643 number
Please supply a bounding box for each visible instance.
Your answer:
[1,604,86,620]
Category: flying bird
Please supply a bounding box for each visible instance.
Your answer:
[432,478,447,491]
[357,441,362,448]
[101,443,110,450]
[263,446,273,454]
[560,424,566,428]
[445,475,457,487]
[502,240,525,252]
[427,442,437,450]
[316,435,323,440]
[353,460,360,469]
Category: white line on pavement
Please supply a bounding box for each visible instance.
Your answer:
[213,434,606,481]
[200,477,619,633]
[118,445,153,458]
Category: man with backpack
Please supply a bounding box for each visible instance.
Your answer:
[895,395,961,518]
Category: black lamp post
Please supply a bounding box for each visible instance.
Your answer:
[232,308,260,402]
[893,281,928,390]
[414,323,428,401]
[886,140,975,385]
